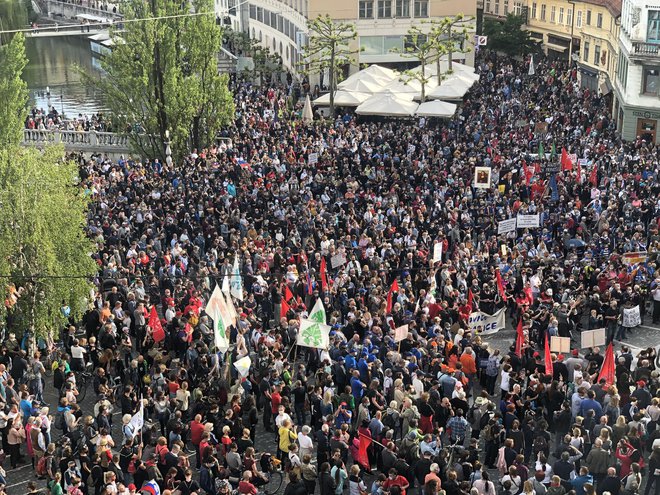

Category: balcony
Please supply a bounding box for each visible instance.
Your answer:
[631,41,660,60]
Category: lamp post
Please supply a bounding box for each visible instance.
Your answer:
[568,0,576,64]
[164,129,173,166]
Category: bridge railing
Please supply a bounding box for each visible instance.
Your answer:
[23,129,131,151]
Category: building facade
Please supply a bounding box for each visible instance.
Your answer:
[237,0,477,74]
[613,0,660,143]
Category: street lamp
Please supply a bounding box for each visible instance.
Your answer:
[164,129,173,166]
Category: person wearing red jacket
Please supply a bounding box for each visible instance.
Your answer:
[190,414,205,469]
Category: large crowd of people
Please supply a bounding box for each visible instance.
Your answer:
[5,51,660,495]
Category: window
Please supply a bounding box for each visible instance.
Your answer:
[567,9,572,27]
[378,0,392,17]
[550,5,555,22]
[404,33,427,49]
[559,7,564,24]
[648,10,660,43]
[495,1,499,14]
[586,10,591,25]
[249,4,256,18]
[395,0,410,17]
[359,0,374,18]
[576,10,582,27]
[504,0,509,14]
[643,67,660,94]
[594,45,600,65]
[583,41,589,61]
[514,2,521,15]
[414,0,428,17]
[597,13,603,28]
[486,0,491,12]
[384,36,402,52]
[531,2,537,18]
[616,54,628,88]
[540,4,546,21]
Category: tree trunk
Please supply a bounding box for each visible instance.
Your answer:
[448,25,454,72]
[329,46,336,117]
[421,64,426,103]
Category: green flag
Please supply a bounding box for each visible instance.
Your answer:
[538,142,544,158]
[309,298,326,324]
[550,142,556,159]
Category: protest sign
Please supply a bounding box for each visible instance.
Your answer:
[550,336,571,353]
[622,306,641,328]
[468,308,506,335]
[516,214,540,228]
[581,328,607,349]
[394,324,409,343]
[474,167,492,189]
[308,152,318,165]
[331,253,347,268]
[498,218,517,234]
[432,242,443,263]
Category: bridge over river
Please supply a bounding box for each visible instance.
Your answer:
[22,129,132,156]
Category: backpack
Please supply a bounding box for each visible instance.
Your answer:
[383,412,396,431]
[479,411,492,430]
[533,434,548,454]
[54,410,66,431]
[36,455,50,477]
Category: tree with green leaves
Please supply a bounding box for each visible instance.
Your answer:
[0,34,98,341]
[299,14,359,117]
[483,14,541,57]
[91,0,235,160]
[391,26,437,102]
[428,15,473,78]
[0,32,28,148]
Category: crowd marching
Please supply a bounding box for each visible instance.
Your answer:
[5,51,660,495]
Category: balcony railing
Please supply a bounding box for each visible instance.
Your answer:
[632,41,660,57]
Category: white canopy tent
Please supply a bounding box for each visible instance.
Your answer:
[427,73,478,101]
[412,62,480,82]
[336,78,386,94]
[355,93,419,117]
[377,76,440,100]
[415,100,457,118]
[313,91,372,107]
[358,65,399,82]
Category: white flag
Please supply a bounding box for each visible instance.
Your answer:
[207,284,231,352]
[129,399,144,433]
[233,356,252,377]
[230,256,243,301]
[297,318,331,349]
[309,298,326,324]
[528,55,535,76]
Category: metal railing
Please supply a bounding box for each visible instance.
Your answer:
[632,41,660,57]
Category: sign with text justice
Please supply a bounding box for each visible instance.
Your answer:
[468,308,506,335]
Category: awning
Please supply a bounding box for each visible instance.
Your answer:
[546,42,568,52]
[599,78,613,95]
[577,64,599,77]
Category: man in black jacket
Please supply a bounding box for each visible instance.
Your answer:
[597,467,621,495]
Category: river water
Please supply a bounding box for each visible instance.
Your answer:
[25,36,106,117]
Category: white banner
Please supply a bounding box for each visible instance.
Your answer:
[331,253,347,268]
[308,152,318,165]
[432,242,443,263]
[467,308,506,335]
[394,324,409,343]
[498,218,517,234]
[622,305,641,328]
[516,214,540,228]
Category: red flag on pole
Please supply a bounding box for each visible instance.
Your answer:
[184,323,193,343]
[467,289,474,312]
[283,284,294,302]
[576,161,582,184]
[515,318,524,358]
[544,333,553,377]
[320,257,328,292]
[589,164,598,187]
[496,269,507,302]
[149,306,166,343]
[280,298,291,320]
[386,280,399,314]
[561,148,573,171]
[598,343,615,385]
[356,433,372,471]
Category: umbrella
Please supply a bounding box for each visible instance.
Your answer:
[415,100,457,118]
[337,78,386,93]
[302,95,313,123]
[378,77,440,99]
[427,74,477,101]
[313,91,371,107]
[359,64,399,82]
[355,93,419,117]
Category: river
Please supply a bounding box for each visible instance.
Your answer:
[25,35,106,117]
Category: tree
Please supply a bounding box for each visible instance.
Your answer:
[391,26,437,102]
[483,14,541,57]
[91,0,235,160]
[0,32,28,148]
[428,15,473,78]
[0,146,98,341]
[300,14,359,117]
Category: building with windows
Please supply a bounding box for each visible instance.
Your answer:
[239,0,477,75]
[215,0,243,31]
[613,0,660,143]
[525,0,579,58]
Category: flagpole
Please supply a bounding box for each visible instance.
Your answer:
[358,431,386,449]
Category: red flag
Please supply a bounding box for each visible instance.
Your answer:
[467,289,474,312]
[589,164,598,187]
[320,257,328,292]
[544,333,553,377]
[576,162,582,184]
[283,285,294,302]
[515,318,524,358]
[356,432,372,470]
[495,269,507,302]
[561,148,573,171]
[184,323,193,343]
[386,280,399,314]
[597,343,615,386]
[280,298,291,320]
[149,306,166,343]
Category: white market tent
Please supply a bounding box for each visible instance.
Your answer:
[313,91,371,107]
[412,61,479,80]
[415,100,457,118]
[355,93,419,117]
[358,64,399,83]
[339,65,398,89]
[427,73,478,101]
[377,76,440,100]
[336,78,386,94]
